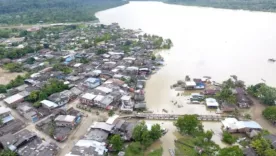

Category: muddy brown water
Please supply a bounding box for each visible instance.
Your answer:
[96,1,276,155]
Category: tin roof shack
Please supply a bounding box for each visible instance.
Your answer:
[116,121,137,141]
[221,102,236,112]
[3,91,30,107]
[94,95,114,109]
[234,87,252,108]
[82,77,101,89]
[89,122,115,133]
[222,118,262,134]
[17,104,39,123]
[65,140,107,156]
[190,93,204,103]
[0,129,59,156]
[120,95,134,112]
[205,98,219,109]
[0,107,14,125]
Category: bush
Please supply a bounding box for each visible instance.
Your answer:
[222,131,237,145]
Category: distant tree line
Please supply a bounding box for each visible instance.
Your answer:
[0,0,127,25]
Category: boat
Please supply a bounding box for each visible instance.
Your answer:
[268,58,276,62]
[162,109,168,113]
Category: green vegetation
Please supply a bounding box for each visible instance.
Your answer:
[3,62,23,72]
[263,106,276,125]
[53,64,72,74]
[248,83,276,105]
[108,110,115,117]
[166,0,276,12]
[0,149,17,156]
[217,146,243,156]
[174,114,203,135]
[222,131,237,145]
[147,148,163,156]
[251,137,276,156]
[125,142,144,156]
[0,85,7,93]
[110,134,123,151]
[27,79,68,107]
[0,0,127,25]
[25,57,36,64]
[6,74,29,89]
[0,46,37,60]
[128,121,163,155]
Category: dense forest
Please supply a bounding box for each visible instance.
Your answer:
[166,0,276,12]
[0,0,127,25]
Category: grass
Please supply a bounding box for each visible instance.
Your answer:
[147,147,163,156]
[175,136,198,156]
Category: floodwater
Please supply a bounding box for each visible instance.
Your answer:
[96,1,276,155]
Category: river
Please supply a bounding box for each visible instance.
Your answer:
[96,1,276,155]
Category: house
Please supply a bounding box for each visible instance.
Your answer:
[221,102,236,112]
[94,95,114,109]
[89,122,115,132]
[3,91,29,107]
[205,98,219,109]
[40,100,58,109]
[83,77,101,89]
[235,87,252,108]
[48,90,71,107]
[222,118,262,133]
[184,81,196,90]
[203,89,219,96]
[17,104,39,122]
[0,107,14,125]
[84,128,109,142]
[190,93,204,102]
[65,140,107,156]
[80,93,97,105]
[95,86,112,95]
[0,129,59,156]
[120,95,134,112]
[55,115,77,127]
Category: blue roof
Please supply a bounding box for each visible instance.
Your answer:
[241,121,262,129]
[85,77,101,83]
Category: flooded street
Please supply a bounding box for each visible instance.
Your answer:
[96,1,276,154]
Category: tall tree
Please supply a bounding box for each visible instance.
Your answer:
[110,134,123,151]
[174,115,203,135]
[149,124,162,141]
[251,138,272,156]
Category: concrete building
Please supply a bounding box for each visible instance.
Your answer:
[55,115,77,127]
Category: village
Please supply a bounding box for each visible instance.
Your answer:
[0,22,276,156]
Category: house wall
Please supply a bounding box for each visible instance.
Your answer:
[56,121,74,127]
[80,98,94,106]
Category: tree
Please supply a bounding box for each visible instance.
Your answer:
[3,62,23,72]
[108,110,114,117]
[0,85,7,93]
[132,121,148,142]
[149,124,162,141]
[125,142,143,156]
[0,150,17,156]
[28,91,39,102]
[222,78,235,88]
[141,130,153,147]
[174,115,202,135]
[222,131,237,145]
[263,106,276,124]
[218,146,243,156]
[205,130,214,141]
[264,148,276,156]
[110,134,123,151]
[25,57,35,64]
[215,87,237,104]
[251,138,272,156]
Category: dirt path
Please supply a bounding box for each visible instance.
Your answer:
[248,97,276,134]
